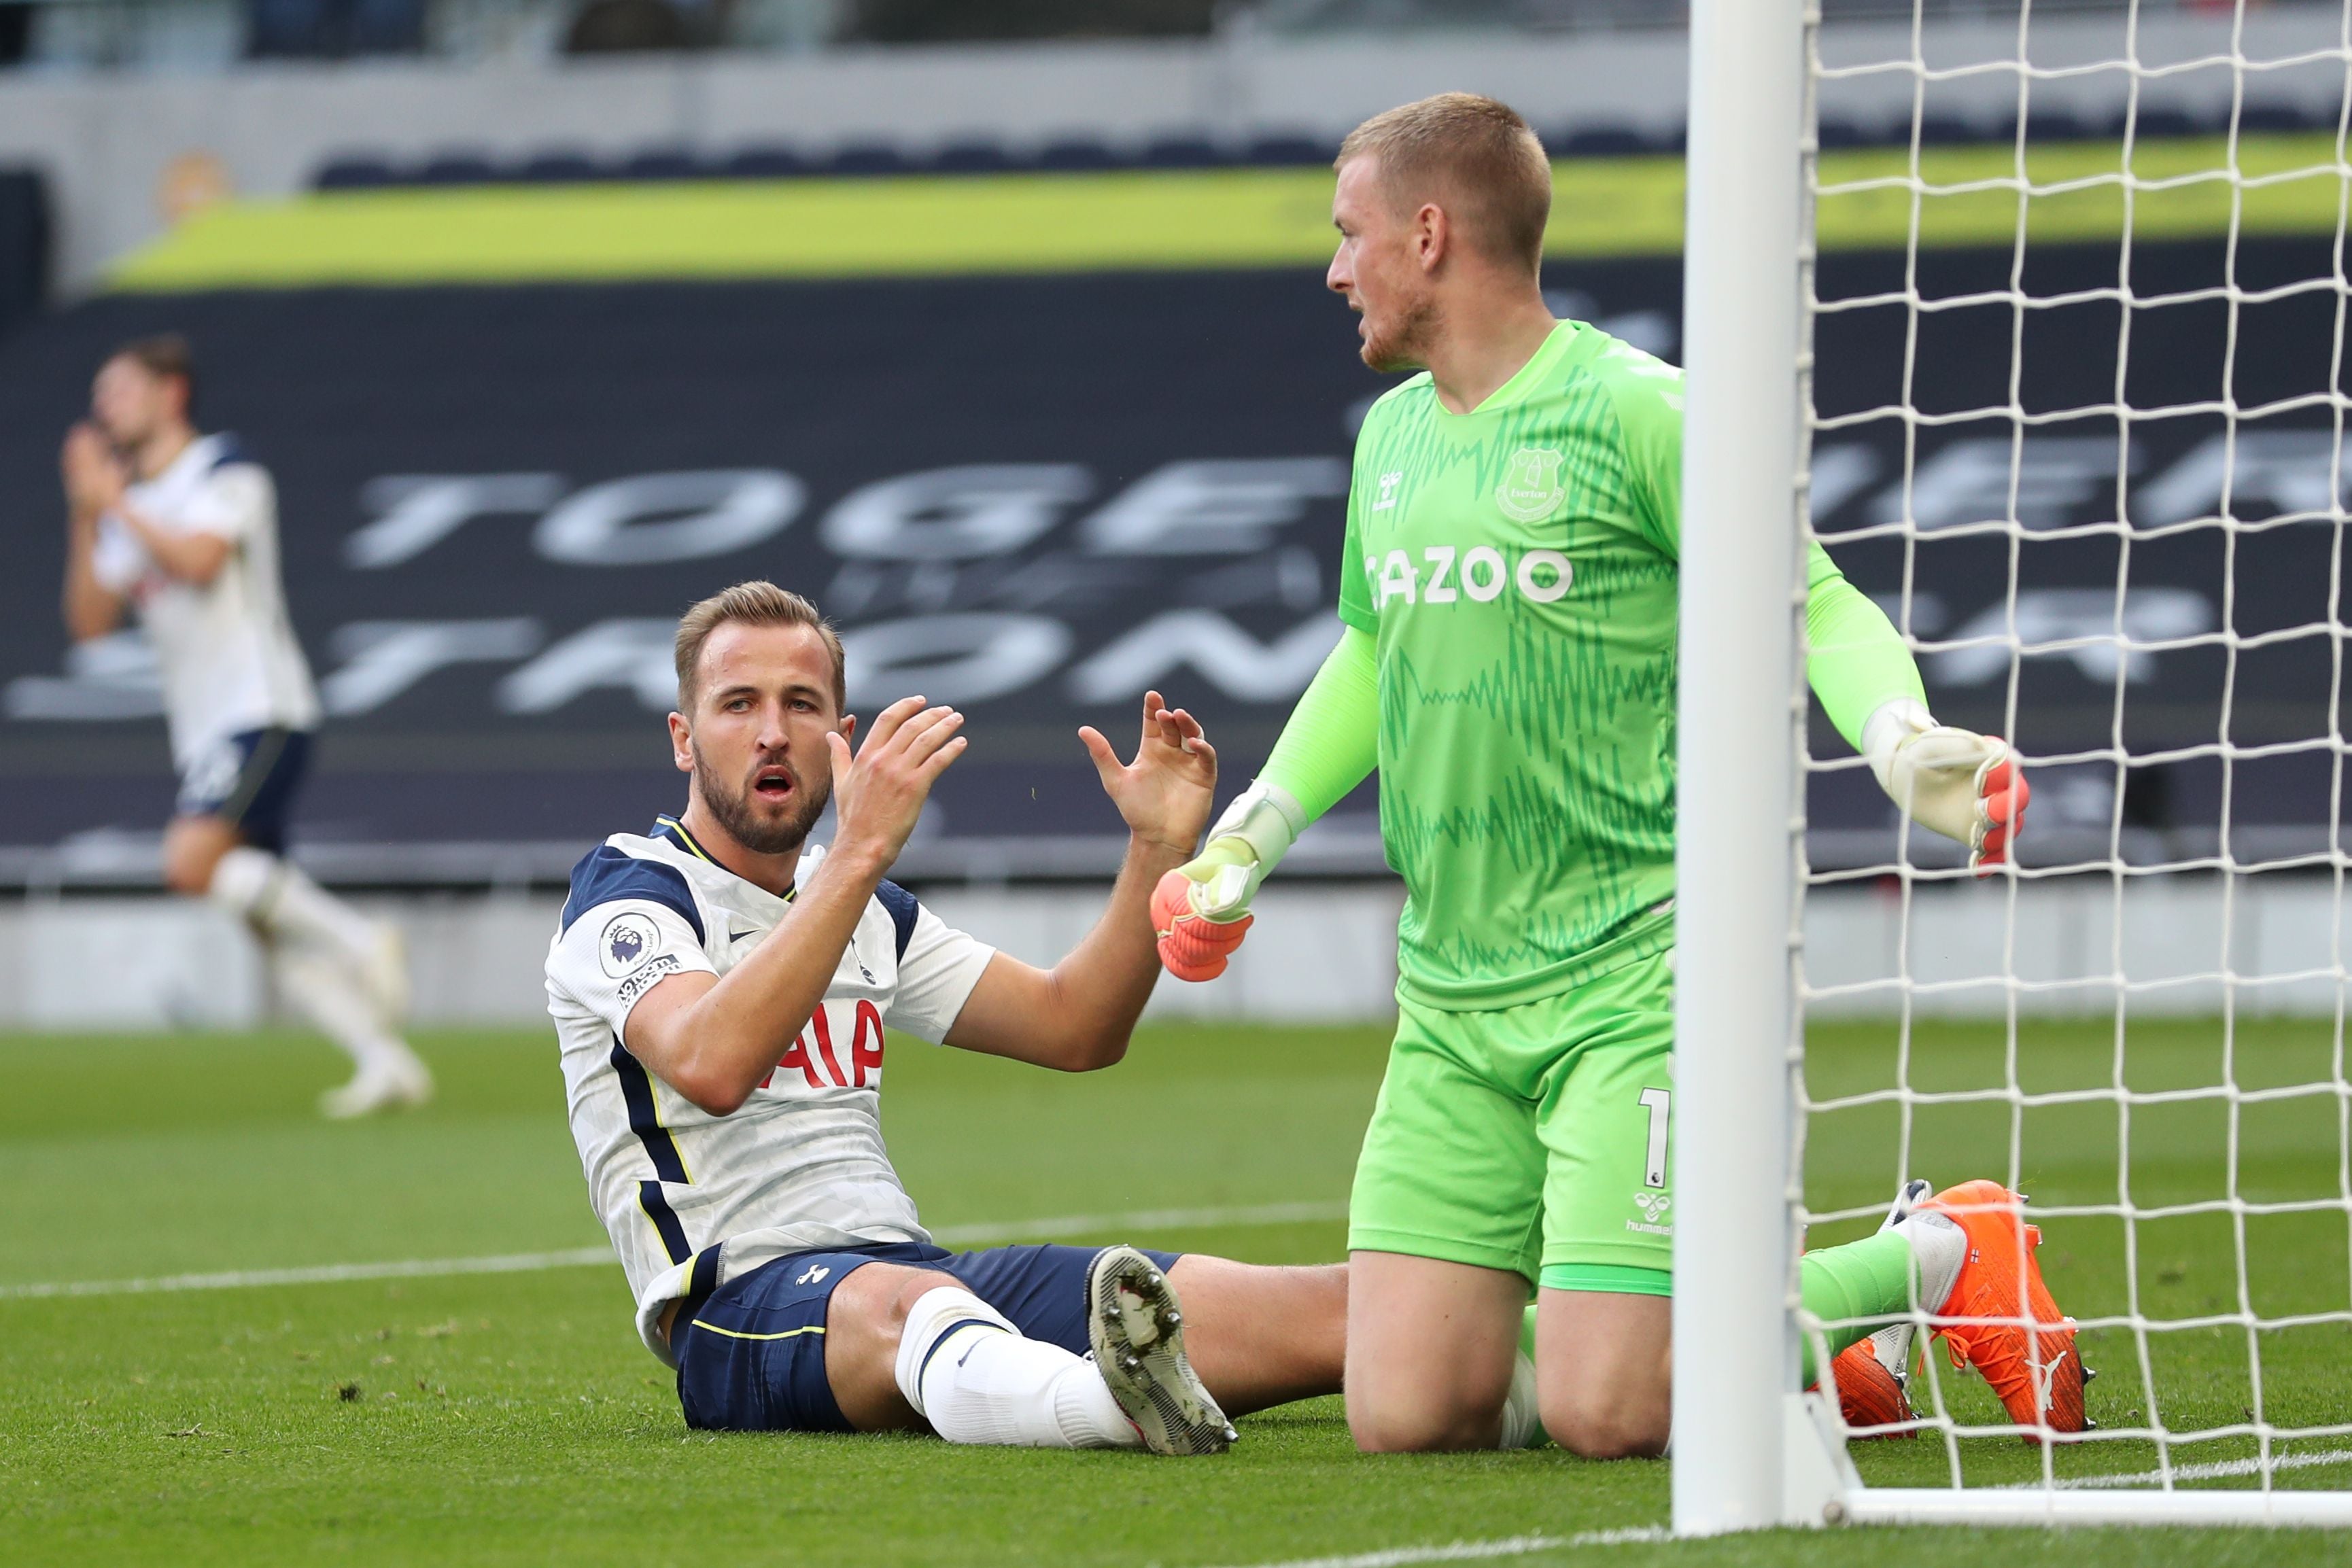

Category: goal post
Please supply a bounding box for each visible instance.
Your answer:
[1676,0,2352,1534]
[1673,0,1813,1537]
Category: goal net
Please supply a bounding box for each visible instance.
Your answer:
[1676,0,2352,1532]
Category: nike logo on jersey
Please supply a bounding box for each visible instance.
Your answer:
[1365,545,1572,610]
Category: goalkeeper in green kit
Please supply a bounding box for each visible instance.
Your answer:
[1152,94,2089,1456]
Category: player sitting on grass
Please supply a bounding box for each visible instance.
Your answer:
[1151,93,2083,1454]
[545,582,1347,1455]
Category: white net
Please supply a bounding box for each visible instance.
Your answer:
[1794,0,2352,1497]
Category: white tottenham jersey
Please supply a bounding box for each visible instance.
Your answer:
[90,433,322,771]
[546,816,996,1364]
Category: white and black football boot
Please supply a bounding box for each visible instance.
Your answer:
[1085,1245,1234,1456]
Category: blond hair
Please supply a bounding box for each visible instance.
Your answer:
[674,581,846,713]
[1336,92,1551,275]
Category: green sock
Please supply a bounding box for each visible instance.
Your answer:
[1796,1229,1915,1385]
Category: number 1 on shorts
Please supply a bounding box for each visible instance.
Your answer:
[1638,1087,1670,1190]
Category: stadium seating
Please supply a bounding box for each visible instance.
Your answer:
[298,96,2333,196]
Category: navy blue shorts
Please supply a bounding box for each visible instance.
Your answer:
[672,1241,1183,1433]
[175,727,312,854]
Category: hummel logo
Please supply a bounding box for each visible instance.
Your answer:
[1372,470,1403,512]
[1625,1190,1674,1236]
[795,1264,831,1286]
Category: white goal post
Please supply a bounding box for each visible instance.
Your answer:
[1675,0,2352,1533]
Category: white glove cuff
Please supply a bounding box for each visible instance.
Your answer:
[1860,697,1937,792]
[1205,779,1307,870]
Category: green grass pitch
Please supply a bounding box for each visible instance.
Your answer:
[3,1016,2351,1566]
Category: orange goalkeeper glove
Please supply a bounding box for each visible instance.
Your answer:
[1152,780,1304,981]
[1863,700,2031,873]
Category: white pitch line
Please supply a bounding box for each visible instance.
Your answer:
[0,1198,1351,1302]
[1999,1445,2352,1492]
[1187,1527,1668,1568]
[0,1247,618,1301]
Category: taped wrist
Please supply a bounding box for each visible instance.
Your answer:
[1860,697,1935,794]
[1203,779,1307,873]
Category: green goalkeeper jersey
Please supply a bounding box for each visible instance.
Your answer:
[1339,319,1689,1011]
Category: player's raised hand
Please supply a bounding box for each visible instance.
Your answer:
[825,694,966,869]
[1079,690,1217,856]
[1864,700,2030,874]
[58,423,120,515]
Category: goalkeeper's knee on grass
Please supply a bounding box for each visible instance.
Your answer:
[1154,780,1307,981]
[1862,698,2031,873]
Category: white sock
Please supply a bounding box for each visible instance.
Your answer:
[210,846,379,966]
[1892,1211,1967,1314]
[893,1284,1140,1449]
[267,936,410,1074]
[1499,1349,1542,1449]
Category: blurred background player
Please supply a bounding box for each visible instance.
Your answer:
[57,333,430,1119]
[1152,94,2070,1456]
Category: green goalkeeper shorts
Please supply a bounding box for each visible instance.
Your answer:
[1348,948,1676,1291]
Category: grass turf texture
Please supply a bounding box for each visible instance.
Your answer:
[3,1019,2351,1566]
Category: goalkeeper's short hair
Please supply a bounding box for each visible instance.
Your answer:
[1336,92,1551,277]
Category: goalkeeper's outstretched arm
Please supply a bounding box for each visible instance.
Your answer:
[1152,625,1378,980]
[1805,545,2029,871]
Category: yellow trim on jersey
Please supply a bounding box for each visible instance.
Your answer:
[689,1321,828,1344]
[655,814,719,866]
[655,814,795,902]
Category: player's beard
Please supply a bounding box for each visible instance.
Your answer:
[691,743,832,856]
[1360,288,1442,374]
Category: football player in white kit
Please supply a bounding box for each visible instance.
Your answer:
[546,582,1353,1454]
[58,335,432,1118]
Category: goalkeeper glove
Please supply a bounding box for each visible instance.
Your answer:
[1152,780,1306,981]
[1862,698,2030,873]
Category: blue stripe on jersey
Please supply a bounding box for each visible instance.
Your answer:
[637,1180,692,1266]
[609,1034,690,1184]
[687,1243,723,1302]
[561,845,705,942]
[876,879,919,961]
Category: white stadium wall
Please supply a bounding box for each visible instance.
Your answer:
[0,877,2338,1030]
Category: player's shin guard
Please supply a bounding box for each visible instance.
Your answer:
[267,939,407,1068]
[209,847,359,949]
[893,1284,1141,1450]
[1797,1211,1965,1384]
[212,848,409,1028]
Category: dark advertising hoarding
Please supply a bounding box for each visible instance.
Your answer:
[0,239,2338,874]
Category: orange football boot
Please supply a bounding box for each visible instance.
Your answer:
[1827,1331,1917,1438]
[1919,1179,2089,1440]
